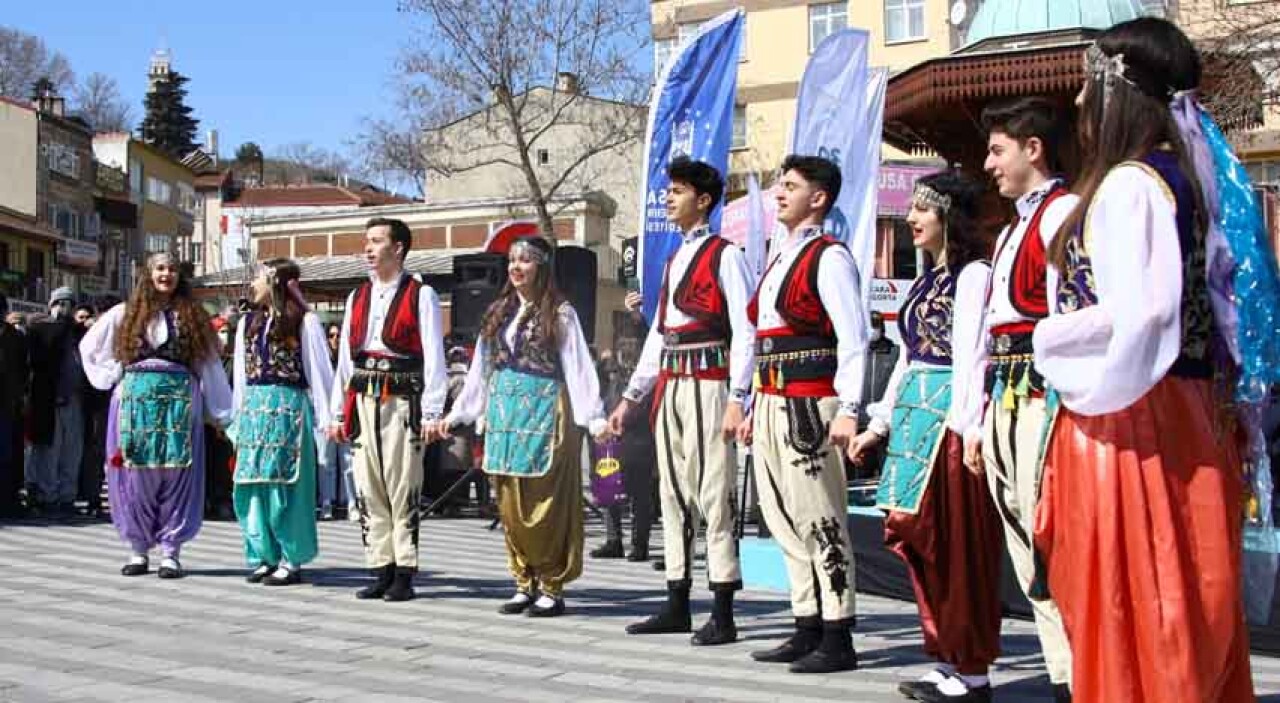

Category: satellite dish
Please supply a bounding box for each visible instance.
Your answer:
[950,0,968,26]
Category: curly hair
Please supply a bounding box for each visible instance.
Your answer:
[115,254,217,366]
[478,236,565,351]
[246,258,305,347]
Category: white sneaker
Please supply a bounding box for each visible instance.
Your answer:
[346,503,360,522]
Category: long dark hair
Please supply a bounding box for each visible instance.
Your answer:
[478,236,565,349]
[1048,17,1207,268]
[247,258,306,345]
[914,171,990,272]
[116,253,216,366]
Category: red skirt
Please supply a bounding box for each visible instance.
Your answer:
[1035,376,1255,703]
[885,431,1004,674]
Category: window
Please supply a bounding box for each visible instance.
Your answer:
[146,233,172,254]
[810,3,848,53]
[47,204,83,239]
[42,143,81,179]
[146,177,173,205]
[537,148,551,166]
[176,183,196,214]
[885,0,926,43]
[731,105,748,150]
[189,241,203,264]
[1246,161,1280,186]
[129,159,144,202]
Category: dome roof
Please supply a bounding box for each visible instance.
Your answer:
[964,0,1150,48]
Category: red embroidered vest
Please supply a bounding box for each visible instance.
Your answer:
[657,235,732,339]
[348,274,424,358]
[991,185,1069,320]
[747,235,839,338]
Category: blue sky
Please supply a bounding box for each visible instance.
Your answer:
[7,1,409,161]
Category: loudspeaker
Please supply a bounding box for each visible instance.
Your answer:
[450,253,505,343]
[554,246,597,345]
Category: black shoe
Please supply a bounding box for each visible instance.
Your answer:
[626,584,691,635]
[590,540,624,559]
[789,647,859,674]
[157,560,184,579]
[121,559,149,577]
[651,559,665,571]
[356,564,396,600]
[897,680,939,700]
[382,567,415,602]
[1052,683,1072,703]
[263,567,302,586]
[245,564,273,584]
[750,618,822,663]
[527,597,566,617]
[690,616,738,646]
[499,591,534,615]
[916,682,992,703]
[626,546,649,562]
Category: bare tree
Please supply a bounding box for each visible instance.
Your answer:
[268,141,353,186]
[0,26,74,99]
[368,0,650,235]
[1180,1,1280,132]
[73,72,133,132]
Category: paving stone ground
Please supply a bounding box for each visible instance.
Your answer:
[1,515,1278,702]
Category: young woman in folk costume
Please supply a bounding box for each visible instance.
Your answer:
[230,259,333,585]
[1033,16,1278,703]
[438,235,606,617]
[80,253,233,579]
[847,172,1003,703]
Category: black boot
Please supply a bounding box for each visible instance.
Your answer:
[590,540,625,559]
[751,616,822,663]
[1052,683,1072,703]
[355,564,395,600]
[382,567,416,602]
[789,623,858,674]
[626,582,691,634]
[626,544,649,562]
[691,589,738,646]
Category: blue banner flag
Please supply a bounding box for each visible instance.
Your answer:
[636,9,743,321]
[790,29,885,313]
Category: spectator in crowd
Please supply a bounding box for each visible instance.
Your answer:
[317,321,356,520]
[204,315,236,520]
[853,312,900,479]
[0,295,28,518]
[76,304,111,517]
[25,287,84,516]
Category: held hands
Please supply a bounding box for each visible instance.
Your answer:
[606,399,633,437]
[963,434,984,475]
[326,423,348,444]
[828,415,859,453]
[735,410,754,445]
[722,401,745,442]
[846,430,883,466]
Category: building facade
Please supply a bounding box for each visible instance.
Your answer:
[33,85,102,301]
[0,97,60,313]
[92,133,197,291]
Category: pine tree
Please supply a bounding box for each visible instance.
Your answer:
[138,69,199,158]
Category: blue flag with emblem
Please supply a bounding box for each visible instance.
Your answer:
[637,8,743,322]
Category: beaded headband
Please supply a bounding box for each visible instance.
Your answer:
[912,184,952,213]
[510,239,550,264]
[148,252,176,268]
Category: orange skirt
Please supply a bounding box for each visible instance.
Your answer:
[1034,376,1254,703]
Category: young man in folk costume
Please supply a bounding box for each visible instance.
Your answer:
[79,253,234,578]
[739,155,866,674]
[231,259,334,586]
[609,157,755,646]
[974,96,1079,702]
[328,217,448,602]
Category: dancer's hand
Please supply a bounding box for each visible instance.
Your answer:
[964,434,984,475]
[722,401,745,442]
[846,430,882,466]
[828,415,858,451]
[735,411,754,445]
[606,399,632,436]
[624,291,643,313]
[435,418,454,441]
[327,422,348,444]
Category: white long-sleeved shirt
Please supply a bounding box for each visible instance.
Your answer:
[330,273,448,425]
[1034,164,1184,416]
[986,180,1079,330]
[755,225,868,418]
[446,300,606,436]
[624,225,756,402]
[232,312,334,430]
[866,261,990,444]
[79,303,234,427]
